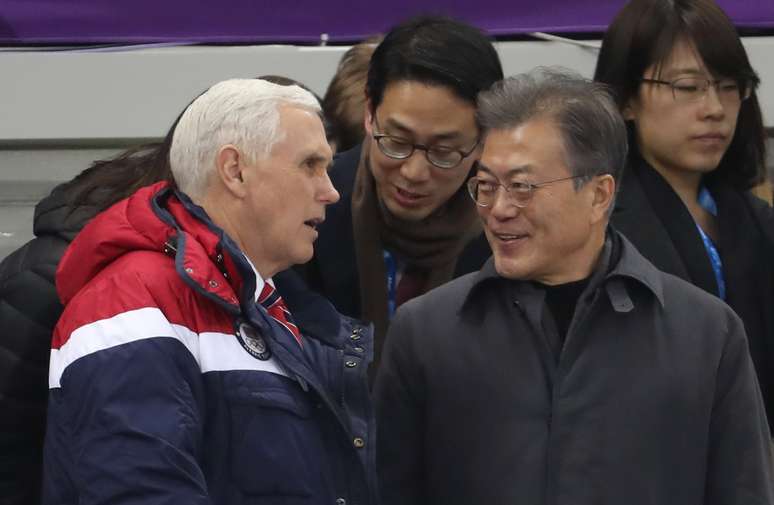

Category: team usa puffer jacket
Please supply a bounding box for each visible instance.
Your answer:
[42,182,377,505]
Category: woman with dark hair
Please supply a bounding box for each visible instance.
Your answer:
[0,133,174,505]
[595,0,774,432]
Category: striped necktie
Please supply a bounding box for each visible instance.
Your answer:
[258,282,302,346]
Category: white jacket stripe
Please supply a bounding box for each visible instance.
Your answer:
[49,306,287,388]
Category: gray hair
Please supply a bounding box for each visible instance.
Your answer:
[170,78,322,200]
[477,67,627,196]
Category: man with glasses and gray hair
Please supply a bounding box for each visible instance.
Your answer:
[374,68,773,505]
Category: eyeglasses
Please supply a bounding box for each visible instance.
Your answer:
[467,174,587,208]
[640,76,753,104]
[371,120,479,170]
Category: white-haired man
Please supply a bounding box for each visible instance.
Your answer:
[42,79,377,505]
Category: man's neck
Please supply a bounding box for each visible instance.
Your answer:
[201,190,279,280]
[537,228,607,286]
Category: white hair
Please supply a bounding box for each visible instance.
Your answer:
[169,78,321,200]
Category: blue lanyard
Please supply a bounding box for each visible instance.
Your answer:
[696,187,726,300]
[384,250,397,318]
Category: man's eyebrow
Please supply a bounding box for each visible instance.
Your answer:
[475,162,494,175]
[301,153,327,163]
[382,117,466,142]
[475,162,532,177]
[300,152,332,168]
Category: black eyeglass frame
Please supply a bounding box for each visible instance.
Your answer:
[370,119,479,170]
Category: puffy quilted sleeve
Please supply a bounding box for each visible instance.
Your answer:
[0,236,68,505]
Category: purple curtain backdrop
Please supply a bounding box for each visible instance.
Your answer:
[0,0,772,45]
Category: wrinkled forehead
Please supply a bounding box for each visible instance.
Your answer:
[271,105,331,156]
[479,118,570,176]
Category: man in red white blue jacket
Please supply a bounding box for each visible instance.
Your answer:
[43,79,377,505]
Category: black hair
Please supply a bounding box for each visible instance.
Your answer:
[366,15,503,113]
[257,74,334,144]
[64,99,192,212]
[66,130,175,213]
[594,0,765,190]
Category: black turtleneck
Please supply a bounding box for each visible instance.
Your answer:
[540,277,590,346]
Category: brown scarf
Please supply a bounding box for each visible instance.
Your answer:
[351,138,481,368]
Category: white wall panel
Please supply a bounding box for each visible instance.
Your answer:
[1,38,773,260]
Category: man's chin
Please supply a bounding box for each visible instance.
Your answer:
[493,256,529,281]
[285,246,315,268]
[383,197,434,222]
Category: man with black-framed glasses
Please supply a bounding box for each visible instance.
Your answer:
[374,68,774,504]
[295,15,503,374]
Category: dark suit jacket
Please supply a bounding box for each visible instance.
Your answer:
[375,232,774,504]
[432,157,774,433]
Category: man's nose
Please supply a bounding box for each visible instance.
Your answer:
[398,150,432,183]
[319,172,340,204]
[489,186,520,220]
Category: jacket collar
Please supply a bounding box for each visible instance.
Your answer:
[160,186,368,353]
[609,230,664,306]
[56,181,256,316]
[458,228,665,315]
[147,185,253,314]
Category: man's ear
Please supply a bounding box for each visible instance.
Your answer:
[363,99,374,136]
[622,97,637,121]
[590,174,616,224]
[216,144,247,198]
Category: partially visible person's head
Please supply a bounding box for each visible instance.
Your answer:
[67,124,177,214]
[323,35,382,153]
[472,68,624,284]
[170,78,338,278]
[258,74,337,150]
[66,86,212,214]
[66,142,171,213]
[594,0,764,190]
[362,15,503,222]
[258,74,318,95]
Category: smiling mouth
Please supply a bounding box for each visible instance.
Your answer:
[494,232,528,243]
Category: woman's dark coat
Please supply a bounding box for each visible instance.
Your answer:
[611,158,774,433]
[0,185,98,505]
